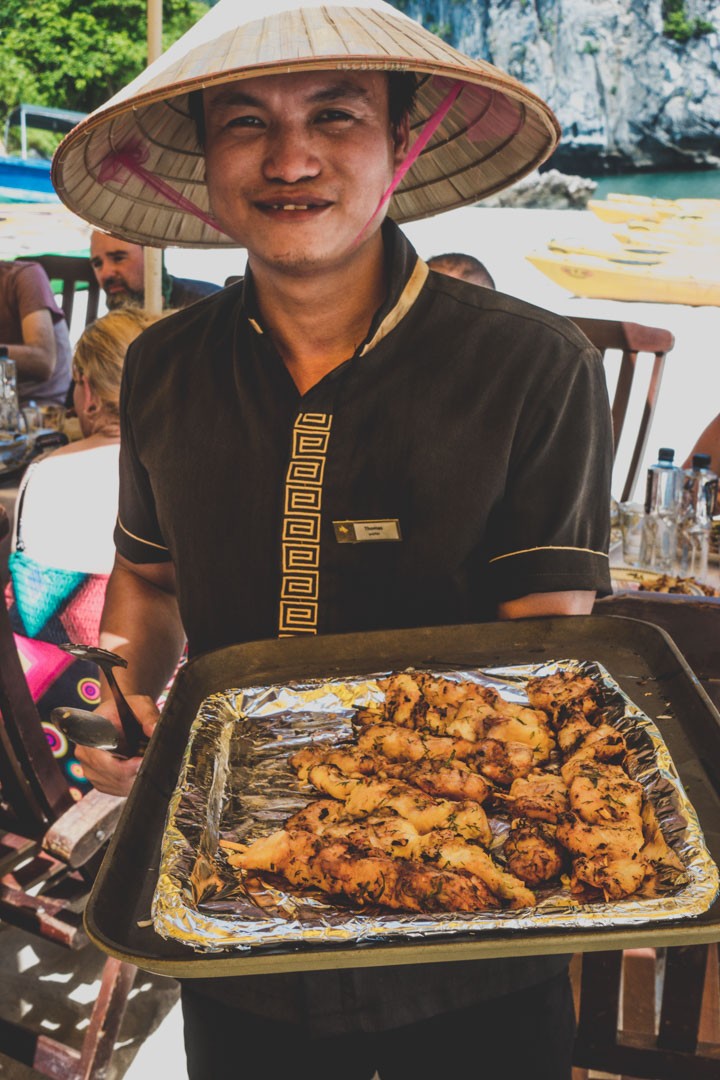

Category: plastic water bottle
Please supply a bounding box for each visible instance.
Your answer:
[677,453,719,582]
[0,346,19,435]
[639,447,683,573]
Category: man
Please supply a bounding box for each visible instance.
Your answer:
[427,251,496,289]
[54,2,612,1077]
[89,230,221,310]
[0,259,72,405]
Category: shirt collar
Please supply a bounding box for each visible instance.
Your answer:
[240,220,428,351]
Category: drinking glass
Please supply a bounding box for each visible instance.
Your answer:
[619,502,645,567]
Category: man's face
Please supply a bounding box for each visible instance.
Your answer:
[89,233,145,309]
[202,71,408,276]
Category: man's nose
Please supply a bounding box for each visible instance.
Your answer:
[262,126,321,183]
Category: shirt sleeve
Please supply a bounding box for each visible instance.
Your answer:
[486,344,613,601]
[113,340,172,564]
[16,263,65,325]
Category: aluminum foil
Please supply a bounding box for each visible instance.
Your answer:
[152,659,719,953]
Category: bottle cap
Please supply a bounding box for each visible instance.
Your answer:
[658,447,675,463]
[692,453,711,470]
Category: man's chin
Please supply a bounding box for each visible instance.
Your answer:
[105,290,144,310]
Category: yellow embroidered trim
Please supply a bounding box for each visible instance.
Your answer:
[489,545,609,564]
[116,517,169,551]
[278,412,332,636]
[360,259,429,356]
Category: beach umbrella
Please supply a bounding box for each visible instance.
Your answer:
[144,0,163,313]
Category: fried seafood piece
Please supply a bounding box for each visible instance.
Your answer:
[572,853,649,901]
[241,810,534,909]
[290,745,386,782]
[567,763,644,827]
[484,716,555,765]
[376,673,427,726]
[473,738,535,787]
[291,744,491,804]
[306,765,493,845]
[228,827,500,912]
[398,759,491,804]
[556,712,595,756]
[421,831,537,909]
[526,671,604,725]
[555,811,645,861]
[503,820,567,886]
[358,723,478,763]
[560,727,628,782]
[501,771,569,823]
[291,804,423,860]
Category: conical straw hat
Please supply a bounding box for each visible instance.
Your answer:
[52,0,560,248]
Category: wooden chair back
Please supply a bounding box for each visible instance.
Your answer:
[569,317,674,503]
[0,504,137,1079]
[573,946,719,1079]
[17,253,100,330]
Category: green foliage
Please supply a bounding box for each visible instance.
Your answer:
[0,0,208,120]
[581,39,600,55]
[662,0,715,43]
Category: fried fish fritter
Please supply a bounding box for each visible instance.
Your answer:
[503,820,567,886]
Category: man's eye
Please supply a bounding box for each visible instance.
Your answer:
[316,110,354,123]
[226,115,264,129]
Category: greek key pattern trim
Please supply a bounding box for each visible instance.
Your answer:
[279,412,332,636]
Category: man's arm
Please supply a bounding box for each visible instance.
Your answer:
[497,590,596,620]
[99,553,186,699]
[75,552,186,795]
[8,309,57,380]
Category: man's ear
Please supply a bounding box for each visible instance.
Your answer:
[391,114,410,166]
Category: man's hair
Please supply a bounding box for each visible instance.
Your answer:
[427,252,496,290]
[187,72,417,147]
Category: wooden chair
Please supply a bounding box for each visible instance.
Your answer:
[571,594,720,1078]
[572,946,720,1079]
[0,503,137,1078]
[569,317,675,503]
[16,253,100,330]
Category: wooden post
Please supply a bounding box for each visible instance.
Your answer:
[144,0,164,314]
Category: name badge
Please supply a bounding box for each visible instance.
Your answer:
[333,519,402,544]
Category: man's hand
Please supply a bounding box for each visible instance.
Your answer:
[75,694,160,796]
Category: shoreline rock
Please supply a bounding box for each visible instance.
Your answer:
[479,170,597,210]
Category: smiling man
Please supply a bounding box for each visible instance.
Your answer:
[53,2,613,1078]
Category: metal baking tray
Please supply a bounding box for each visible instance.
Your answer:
[85,616,720,978]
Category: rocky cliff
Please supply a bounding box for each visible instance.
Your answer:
[392,0,720,173]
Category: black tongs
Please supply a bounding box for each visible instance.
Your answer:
[51,644,147,758]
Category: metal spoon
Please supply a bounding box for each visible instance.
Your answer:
[51,705,125,755]
[57,643,146,757]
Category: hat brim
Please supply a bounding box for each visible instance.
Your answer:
[52,5,560,248]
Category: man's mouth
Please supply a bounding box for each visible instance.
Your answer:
[255,197,332,214]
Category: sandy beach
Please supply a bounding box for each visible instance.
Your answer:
[2,199,717,502]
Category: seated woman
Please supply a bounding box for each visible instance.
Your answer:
[4,307,163,797]
[683,413,720,516]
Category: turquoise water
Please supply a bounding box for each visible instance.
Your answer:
[590,170,720,201]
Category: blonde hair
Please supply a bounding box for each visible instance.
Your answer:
[72,308,165,427]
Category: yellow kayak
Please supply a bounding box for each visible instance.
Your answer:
[526,250,720,306]
[588,193,720,226]
[614,218,720,247]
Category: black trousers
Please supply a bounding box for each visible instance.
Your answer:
[181,969,577,1080]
